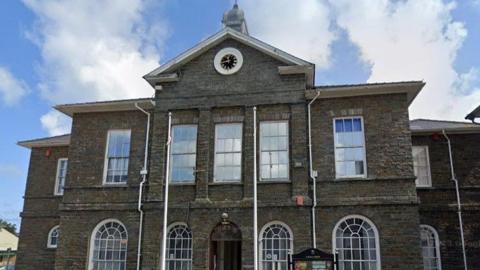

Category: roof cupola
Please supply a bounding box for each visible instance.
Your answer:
[222,3,249,34]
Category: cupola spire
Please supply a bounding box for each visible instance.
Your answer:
[222,2,249,34]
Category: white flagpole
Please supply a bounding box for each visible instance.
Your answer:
[253,106,258,270]
[161,112,172,270]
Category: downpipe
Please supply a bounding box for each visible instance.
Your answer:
[253,106,258,270]
[442,130,468,270]
[308,90,321,249]
[134,102,152,270]
[160,112,173,270]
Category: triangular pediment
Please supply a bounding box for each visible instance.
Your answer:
[144,27,314,87]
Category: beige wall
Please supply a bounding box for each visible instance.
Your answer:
[0,228,18,251]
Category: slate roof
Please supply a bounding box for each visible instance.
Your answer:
[410,119,480,133]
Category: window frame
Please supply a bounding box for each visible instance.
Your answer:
[165,222,193,270]
[332,214,381,270]
[259,221,294,270]
[412,145,432,188]
[213,122,243,183]
[420,224,442,270]
[259,120,290,182]
[333,116,368,179]
[170,125,198,184]
[54,158,68,196]
[102,129,132,186]
[87,218,128,270]
[47,225,60,249]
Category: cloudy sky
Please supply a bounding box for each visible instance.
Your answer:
[0,0,479,228]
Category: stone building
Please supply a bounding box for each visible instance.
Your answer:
[15,5,480,270]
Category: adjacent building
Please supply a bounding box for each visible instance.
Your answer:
[0,227,18,267]
[15,5,480,270]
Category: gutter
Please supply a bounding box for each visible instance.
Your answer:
[134,102,153,270]
[307,90,321,248]
[442,130,468,270]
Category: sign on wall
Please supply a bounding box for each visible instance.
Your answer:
[288,248,336,270]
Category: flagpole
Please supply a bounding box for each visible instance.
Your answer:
[160,112,172,270]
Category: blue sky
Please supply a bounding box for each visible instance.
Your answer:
[0,0,479,229]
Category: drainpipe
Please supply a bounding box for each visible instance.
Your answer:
[134,102,152,270]
[308,90,321,249]
[253,106,258,270]
[442,130,468,270]
[160,112,173,270]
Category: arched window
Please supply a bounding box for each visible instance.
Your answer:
[420,225,441,270]
[333,215,380,270]
[166,223,193,270]
[47,225,60,248]
[88,219,128,270]
[259,221,293,270]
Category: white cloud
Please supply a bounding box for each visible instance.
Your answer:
[0,66,28,106]
[329,0,477,120]
[23,0,169,134]
[40,110,71,136]
[242,0,337,69]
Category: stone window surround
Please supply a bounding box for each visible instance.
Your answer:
[47,225,59,249]
[412,145,432,188]
[259,221,294,270]
[213,122,243,183]
[54,158,68,196]
[169,125,198,184]
[332,214,381,270]
[87,219,128,270]
[102,129,132,186]
[420,224,442,270]
[333,116,368,180]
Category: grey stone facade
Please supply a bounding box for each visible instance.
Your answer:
[15,29,479,270]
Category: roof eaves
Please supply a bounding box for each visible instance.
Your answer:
[306,81,425,105]
[54,98,154,117]
[17,134,71,149]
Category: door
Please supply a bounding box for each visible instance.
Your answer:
[212,240,241,270]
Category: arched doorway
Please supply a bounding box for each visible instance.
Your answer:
[210,217,242,270]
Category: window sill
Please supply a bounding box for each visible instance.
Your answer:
[333,177,369,182]
[169,182,196,186]
[416,186,433,189]
[258,180,291,184]
[102,183,129,188]
[209,182,243,186]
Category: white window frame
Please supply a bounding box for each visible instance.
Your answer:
[333,116,367,179]
[170,125,198,184]
[259,120,290,181]
[87,218,128,270]
[420,224,442,270]
[47,225,60,249]
[165,222,193,270]
[332,214,381,270]
[103,129,131,185]
[214,123,243,182]
[54,158,68,196]
[412,146,432,188]
[259,221,294,270]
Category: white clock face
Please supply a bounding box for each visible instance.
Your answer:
[214,48,243,75]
